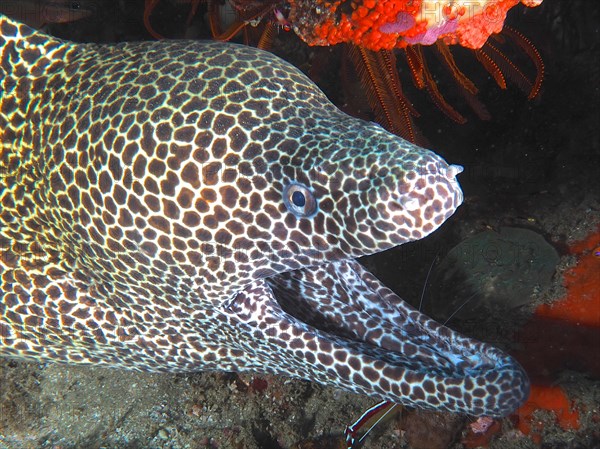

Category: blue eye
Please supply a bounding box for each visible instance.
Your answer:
[283,182,318,218]
[292,190,305,207]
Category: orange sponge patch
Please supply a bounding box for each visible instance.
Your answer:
[536,227,600,327]
[516,385,580,444]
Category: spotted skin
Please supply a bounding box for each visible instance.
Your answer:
[0,15,528,417]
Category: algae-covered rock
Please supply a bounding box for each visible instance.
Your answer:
[425,227,559,322]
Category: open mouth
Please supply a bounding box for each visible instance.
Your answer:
[230,259,529,417]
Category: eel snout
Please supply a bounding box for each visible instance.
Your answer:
[229,259,529,417]
[369,151,465,248]
[390,159,464,229]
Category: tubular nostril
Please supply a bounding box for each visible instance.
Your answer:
[447,164,463,179]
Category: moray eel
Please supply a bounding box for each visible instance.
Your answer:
[0,15,529,417]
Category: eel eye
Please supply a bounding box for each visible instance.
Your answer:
[283,182,318,218]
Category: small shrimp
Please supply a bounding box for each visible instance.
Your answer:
[345,401,399,448]
[273,8,291,32]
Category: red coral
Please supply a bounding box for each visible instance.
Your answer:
[513,226,600,381]
[515,385,580,444]
[509,228,599,445]
[514,229,600,383]
[289,0,424,50]
[288,0,543,51]
[536,227,600,327]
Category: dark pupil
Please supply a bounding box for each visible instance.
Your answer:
[291,190,306,207]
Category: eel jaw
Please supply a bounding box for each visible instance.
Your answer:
[228,259,529,417]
